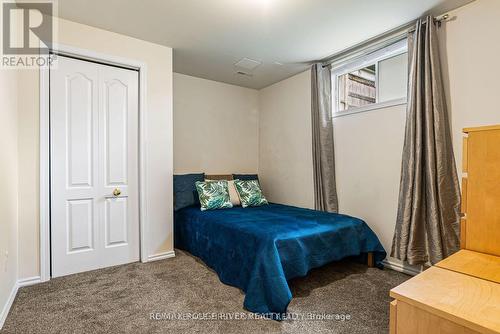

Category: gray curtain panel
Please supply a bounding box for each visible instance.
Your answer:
[311,64,338,213]
[391,16,460,265]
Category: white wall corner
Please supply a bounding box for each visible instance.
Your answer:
[0,274,46,329]
[0,282,18,330]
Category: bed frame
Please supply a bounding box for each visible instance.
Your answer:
[206,174,375,268]
[205,174,234,180]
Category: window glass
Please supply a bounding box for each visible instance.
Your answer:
[338,64,376,112]
[378,53,407,102]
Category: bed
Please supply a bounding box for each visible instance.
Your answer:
[174,179,386,317]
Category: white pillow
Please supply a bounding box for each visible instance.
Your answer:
[227,180,241,206]
[205,179,241,206]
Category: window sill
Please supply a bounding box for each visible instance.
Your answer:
[332,98,407,118]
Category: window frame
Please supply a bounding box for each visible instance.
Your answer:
[331,38,408,118]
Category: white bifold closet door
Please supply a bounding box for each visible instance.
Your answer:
[50,55,139,278]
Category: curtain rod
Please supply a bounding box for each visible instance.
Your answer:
[321,13,450,67]
[410,14,450,29]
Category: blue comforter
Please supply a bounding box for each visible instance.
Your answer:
[174,203,386,317]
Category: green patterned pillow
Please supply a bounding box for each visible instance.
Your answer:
[195,180,233,211]
[234,180,268,208]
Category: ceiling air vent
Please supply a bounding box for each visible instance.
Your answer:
[234,57,262,71]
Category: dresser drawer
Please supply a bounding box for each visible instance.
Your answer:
[393,300,480,334]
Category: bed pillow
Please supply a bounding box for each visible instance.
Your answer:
[234,180,268,208]
[205,179,241,206]
[232,174,259,182]
[195,180,233,211]
[173,173,205,211]
[226,180,242,206]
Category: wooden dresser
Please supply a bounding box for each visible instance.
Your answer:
[389,125,500,334]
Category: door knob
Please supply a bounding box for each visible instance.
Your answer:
[113,188,121,197]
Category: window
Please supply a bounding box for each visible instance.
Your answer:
[332,38,408,117]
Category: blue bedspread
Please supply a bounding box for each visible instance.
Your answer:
[174,203,386,317]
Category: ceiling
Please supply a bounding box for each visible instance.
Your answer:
[55,0,474,89]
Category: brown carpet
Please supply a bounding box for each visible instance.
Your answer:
[1,250,409,334]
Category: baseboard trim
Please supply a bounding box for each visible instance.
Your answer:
[0,275,44,329]
[146,250,176,262]
[17,276,42,288]
[0,282,18,330]
[382,259,422,276]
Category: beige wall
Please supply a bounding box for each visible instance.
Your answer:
[334,105,406,259]
[17,69,41,278]
[439,0,500,176]
[0,69,19,327]
[17,17,173,279]
[173,73,259,174]
[259,70,314,209]
[258,0,500,270]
